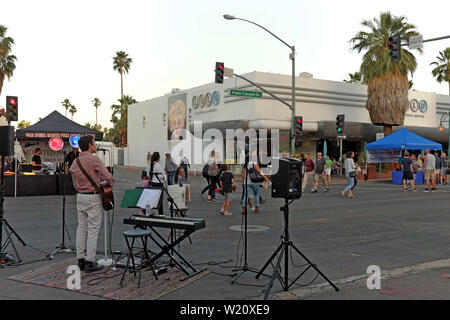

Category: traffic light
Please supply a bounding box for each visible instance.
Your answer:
[215,62,224,84]
[6,96,18,122]
[388,34,401,62]
[294,116,303,135]
[336,114,345,135]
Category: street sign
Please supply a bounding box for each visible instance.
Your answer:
[376,133,384,141]
[230,89,262,98]
[409,35,423,49]
[224,67,234,78]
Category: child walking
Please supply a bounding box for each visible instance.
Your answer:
[219,164,234,216]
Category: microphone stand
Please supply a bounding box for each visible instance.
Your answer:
[231,158,264,283]
[49,173,75,258]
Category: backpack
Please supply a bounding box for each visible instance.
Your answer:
[202,164,209,177]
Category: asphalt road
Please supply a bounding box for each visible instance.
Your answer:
[1,166,450,300]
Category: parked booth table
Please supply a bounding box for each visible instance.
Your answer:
[367,129,442,185]
[2,174,76,197]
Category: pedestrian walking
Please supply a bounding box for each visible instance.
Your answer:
[219,164,234,216]
[411,154,419,182]
[165,152,177,185]
[325,156,333,182]
[206,151,220,202]
[301,153,315,192]
[435,152,441,186]
[440,152,447,185]
[311,152,329,193]
[401,151,417,191]
[423,149,437,192]
[443,152,449,185]
[341,151,356,198]
[241,150,269,214]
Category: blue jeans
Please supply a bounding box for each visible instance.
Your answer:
[241,183,260,207]
[167,171,175,185]
[344,174,355,192]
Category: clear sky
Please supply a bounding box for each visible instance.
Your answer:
[1,0,449,129]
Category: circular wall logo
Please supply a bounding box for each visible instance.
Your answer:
[205,93,212,107]
[212,91,220,106]
[199,95,206,108]
[192,96,198,109]
[410,99,419,112]
[419,100,428,113]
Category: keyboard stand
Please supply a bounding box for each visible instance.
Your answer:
[147,226,205,281]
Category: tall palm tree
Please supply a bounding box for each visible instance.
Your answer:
[430,48,450,95]
[350,12,422,136]
[61,99,72,117]
[113,51,132,102]
[0,25,17,97]
[110,95,137,147]
[69,104,77,120]
[91,97,101,126]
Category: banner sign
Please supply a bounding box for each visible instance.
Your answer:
[367,150,394,163]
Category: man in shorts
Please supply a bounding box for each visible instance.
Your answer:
[401,152,416,191]
[311,152,329,193]
[423,149,436,192]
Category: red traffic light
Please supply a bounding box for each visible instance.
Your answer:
[296,118,302,123]
[9,98,17,105]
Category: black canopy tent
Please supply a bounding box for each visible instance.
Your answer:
[5,111,103,197]
[16,110,103,141]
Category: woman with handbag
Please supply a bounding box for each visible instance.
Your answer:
[241,151,269,214]
[341,151,356,198]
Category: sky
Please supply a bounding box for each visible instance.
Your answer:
[1,0,449,129]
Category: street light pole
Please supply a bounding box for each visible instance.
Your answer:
[438,110,450,156]
[224,14,296,154]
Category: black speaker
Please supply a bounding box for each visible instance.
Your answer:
[0,126,14,156]
[271,158,302,199]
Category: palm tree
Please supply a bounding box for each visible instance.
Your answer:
[69,104,77,120]
[91,97,101,126]
[430,48,450,95]
[110,95,137,147]
[61,99,72,117]
[17,120,31,129]
[113,51,132,102]
[343,71,367,84]
[350,12,422,136]
[0,25,17,97]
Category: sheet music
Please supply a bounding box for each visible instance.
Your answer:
[137,189,162,209]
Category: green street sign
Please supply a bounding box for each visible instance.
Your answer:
[230,89,263,98]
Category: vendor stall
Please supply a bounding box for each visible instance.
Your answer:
[367,128,442,184]
[6,111,103,197]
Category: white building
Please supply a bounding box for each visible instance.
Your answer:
[127,71,450,168]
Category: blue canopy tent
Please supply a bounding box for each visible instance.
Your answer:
[367,128,442,185]
[367,128,442,151]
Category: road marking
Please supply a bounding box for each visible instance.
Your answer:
[255,257,450,300]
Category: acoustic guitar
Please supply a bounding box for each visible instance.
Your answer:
[100,182,114,211]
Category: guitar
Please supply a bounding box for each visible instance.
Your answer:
[100,182,114,211]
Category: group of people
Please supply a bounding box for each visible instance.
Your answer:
[400,150,449,192]
[199,150,270,216]
[300,151,360,198]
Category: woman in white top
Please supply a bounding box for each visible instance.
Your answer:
[146,152,166,215]
[341,151,356,198]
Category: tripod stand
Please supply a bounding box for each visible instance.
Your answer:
[256,198,339,300]
[49,174,75,258]
[0,155,23,265]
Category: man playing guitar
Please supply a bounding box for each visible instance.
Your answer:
[70,135,114,272]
